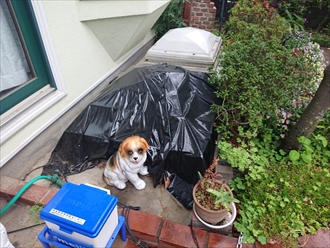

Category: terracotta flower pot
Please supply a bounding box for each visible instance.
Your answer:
[192,180,234,225]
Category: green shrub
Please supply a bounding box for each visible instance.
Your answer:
[152,0,186,40]
[209,0,324,140]
[229,135,330,247]
[226,0,289,42]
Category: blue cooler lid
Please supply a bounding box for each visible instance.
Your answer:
[40,182,117,238]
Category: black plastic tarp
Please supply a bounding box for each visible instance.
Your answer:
[42,64,221,186]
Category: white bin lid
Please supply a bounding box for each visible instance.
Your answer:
[146,27,222,67]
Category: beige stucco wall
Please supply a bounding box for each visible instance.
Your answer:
[0,0,169,166]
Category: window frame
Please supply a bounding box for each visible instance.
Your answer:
[0,0,56,114]
[0,0,66,146]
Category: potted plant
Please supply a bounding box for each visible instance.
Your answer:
[193,158,239,225]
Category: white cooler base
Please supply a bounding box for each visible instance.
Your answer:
[45,206,118,247]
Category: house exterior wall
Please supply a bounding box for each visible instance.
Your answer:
[0,0,170,168]
[184,0,217,32]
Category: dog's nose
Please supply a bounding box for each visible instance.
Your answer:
[133,157,138,161]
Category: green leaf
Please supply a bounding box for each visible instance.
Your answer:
[279,149,286,156]
[298,136,311,145]
[315,134,328,147]
[235,178,246,190]
[304,145,314,154]
[208,188,240,204]
[245,235,256,244]
[301,153,312,163]
[289,150,300,161]
[275,154,282,161]
[257,236,267,245]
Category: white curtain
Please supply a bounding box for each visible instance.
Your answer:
[0,1,30,92]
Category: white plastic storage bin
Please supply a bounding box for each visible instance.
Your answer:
[40,182,118,248]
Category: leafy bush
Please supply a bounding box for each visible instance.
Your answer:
[209,0,329,246]
[152,0,186,40]
[229,135,330,247]
[226,0,289,42]
[209,0,324,141]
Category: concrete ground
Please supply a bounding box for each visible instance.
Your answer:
[0,198,128,248]
[24,160,192,226]
[0,153,192,248]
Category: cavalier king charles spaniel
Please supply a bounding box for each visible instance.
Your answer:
[103,136,149,190]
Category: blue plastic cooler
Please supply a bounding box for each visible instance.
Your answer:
[39,182,122,247]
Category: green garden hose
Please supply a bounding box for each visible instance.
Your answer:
[0,174,64,215]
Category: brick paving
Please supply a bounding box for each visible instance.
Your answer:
[1,175,329,248]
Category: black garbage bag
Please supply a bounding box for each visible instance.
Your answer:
[164,171,194,209]
[42,63,221,186]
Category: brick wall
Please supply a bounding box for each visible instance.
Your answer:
[184,0,217,32]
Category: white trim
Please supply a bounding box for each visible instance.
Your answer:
[0,92,66,167]
[31,0,66,92]
[0,89,66,145]
[1,85,56,126]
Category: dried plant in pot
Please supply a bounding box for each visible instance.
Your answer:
[193,158,239,225]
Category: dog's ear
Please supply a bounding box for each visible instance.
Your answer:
[119,141,127,157]
[140,137,149,151]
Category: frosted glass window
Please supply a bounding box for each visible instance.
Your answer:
[0,0,34,98]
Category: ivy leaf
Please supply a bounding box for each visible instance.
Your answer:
[275,154,282,161]
[304,145,313,154]
[298,136,311,145]
[257,236,267,245]
[235,178,246,190]
[289,150,300,161]
[315,134,328,147]
[320,137,328,147]
[279,149,286,156]
[301,153,312,163]
[244,235,256,244]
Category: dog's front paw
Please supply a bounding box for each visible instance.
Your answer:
[114,181,126,190]
[133,179,146,190]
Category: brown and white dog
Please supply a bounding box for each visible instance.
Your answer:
[103,136,149,190]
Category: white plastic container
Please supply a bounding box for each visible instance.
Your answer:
[146,27,222,67]
[40,182,118,248]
